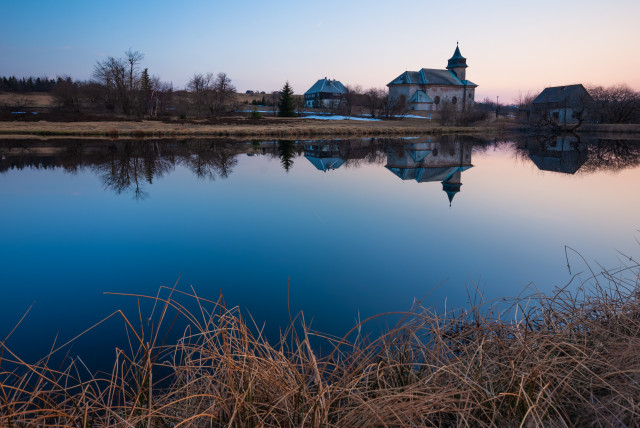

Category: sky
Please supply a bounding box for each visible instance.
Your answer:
[1,0,639,104]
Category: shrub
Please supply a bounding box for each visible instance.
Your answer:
[249,108,262,120]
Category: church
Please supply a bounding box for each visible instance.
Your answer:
[387,44,477,111]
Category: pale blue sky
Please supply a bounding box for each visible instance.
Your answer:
[2,0,639,103]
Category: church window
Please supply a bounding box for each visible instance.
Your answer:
[468,93,472,99]
[434,96,440,105]
[452,97,458,105]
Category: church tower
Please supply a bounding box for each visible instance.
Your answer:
[446,43,468,81]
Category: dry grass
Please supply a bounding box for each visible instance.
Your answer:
[1,254,640,427]
[0,117,489,139]
[0,93,56,109]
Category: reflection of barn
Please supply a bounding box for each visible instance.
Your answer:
[524,136,587,174]
[385,139,473,205]
[303,144,345,171]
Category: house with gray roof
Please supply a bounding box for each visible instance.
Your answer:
[388,44,477,112]
[304,78,347,108]
[531,84,592,124]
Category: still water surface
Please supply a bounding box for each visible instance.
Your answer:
[1,135,639,368]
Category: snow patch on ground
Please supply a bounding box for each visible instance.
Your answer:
[402,114,431,119]
[303,115,381,122]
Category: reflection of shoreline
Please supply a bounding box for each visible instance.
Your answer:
[2,136,639,199]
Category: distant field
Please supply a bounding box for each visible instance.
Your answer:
[0,92,55,108]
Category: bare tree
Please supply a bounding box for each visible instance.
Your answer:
[586,84,640,124]
[382,94,407,119]
[209,72,236,115]
[92,50,146,115]
[364,87,386,118]
[187,73,213,118]
[186,72,236,117]
[125,49,144,91]
[52,76,81,112]
[342,85,363,117]
[93,56,128,113]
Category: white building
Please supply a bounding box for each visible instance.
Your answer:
[303,78,347,108]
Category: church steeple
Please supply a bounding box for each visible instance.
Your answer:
[446,43,468,80]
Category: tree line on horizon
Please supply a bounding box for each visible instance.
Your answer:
[2,48,640,124]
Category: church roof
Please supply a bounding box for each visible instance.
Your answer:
[442,181,462,206]
[450,45,465,60]
[388,69,477,87]
[409,90,434,104]
[305,78,347,95]
[447,44,468,69]
[384,165,471,183]
[387,71,422,85]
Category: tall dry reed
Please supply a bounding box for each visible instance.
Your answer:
[1,254,640,427]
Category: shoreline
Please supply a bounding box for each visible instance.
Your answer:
[0,117,492,138]
[1,117,639,139]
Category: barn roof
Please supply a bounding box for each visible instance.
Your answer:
[532,84,591,105]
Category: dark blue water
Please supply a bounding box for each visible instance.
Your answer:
[1,136,639,369]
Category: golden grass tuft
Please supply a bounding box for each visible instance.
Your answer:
[1,255,640,427]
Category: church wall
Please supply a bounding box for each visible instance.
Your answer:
[389,85,413,107]
[390,84,475,112]
[425,86,473,111]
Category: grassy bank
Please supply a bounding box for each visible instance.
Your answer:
[1,255,640,427]
[0,117,493,139]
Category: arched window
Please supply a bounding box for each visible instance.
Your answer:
[434,96,440,105]
[452,96,457,105]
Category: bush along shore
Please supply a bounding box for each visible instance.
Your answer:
[2,256,640,427]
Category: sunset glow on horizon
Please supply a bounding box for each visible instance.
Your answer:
[2,0,639,104]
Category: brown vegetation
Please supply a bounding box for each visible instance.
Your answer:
[1,255,639,426]
[0,116,488,138]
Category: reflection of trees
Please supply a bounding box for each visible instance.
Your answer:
[180,141,238,180]
[581,140,640,173]
[278,140,296,172]
[93,141,174,200]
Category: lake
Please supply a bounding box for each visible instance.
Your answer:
[1,135,639,369]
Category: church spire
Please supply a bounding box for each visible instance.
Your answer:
[447,43,468,80]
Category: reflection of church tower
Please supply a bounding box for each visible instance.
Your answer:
[442,171,462,206]
[385,137,473,206]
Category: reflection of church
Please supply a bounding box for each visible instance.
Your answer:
[385,138,473,205]
[522,135,587,174]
